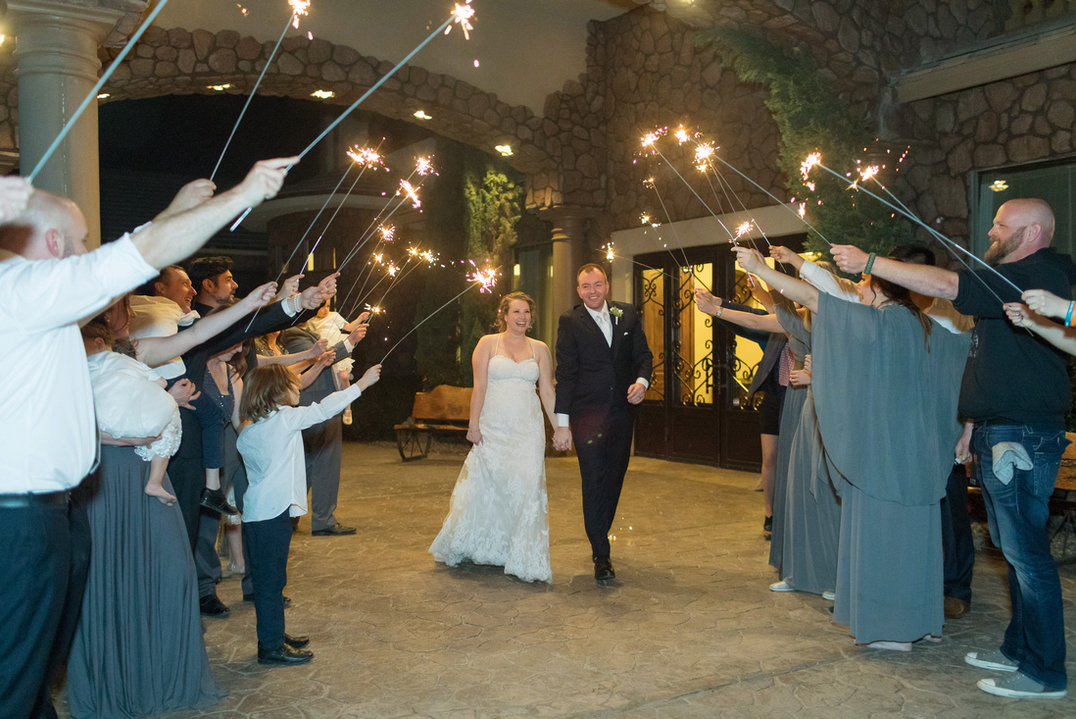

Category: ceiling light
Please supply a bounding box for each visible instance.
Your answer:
[208,84,231,91]
[495,144,513,157]
[413,110,432,120]
[97,93,110,99]
[311,90,335,99]
[989,180,1009,192]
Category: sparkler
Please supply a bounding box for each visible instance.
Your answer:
[230,1,476,230]
[211,0,314,182]
[378,263,495,364]
[26,0,174,183]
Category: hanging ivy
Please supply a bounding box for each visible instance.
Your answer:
[696,26,914,256]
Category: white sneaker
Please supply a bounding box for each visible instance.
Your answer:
[769,580,794,592]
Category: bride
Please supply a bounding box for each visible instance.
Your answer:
[429,292,558,583]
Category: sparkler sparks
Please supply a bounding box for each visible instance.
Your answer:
[694,142,715,171]
[640,129,666,151]
[378,225,395,242]
[365,304,383,315]
[415,156,435,176]
[446,1,475,40]
[398,180,421,209]
[735,221,754,238]
[236,4,249,16]
[800,152,821,181]
[346,146,384,168]
[674,125,692,145]
[466,261,499,293]
[605,243,615,262]
[289,0,310,28]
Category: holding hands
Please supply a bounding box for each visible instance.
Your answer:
[552,426,573,452]
[830,244,869,274]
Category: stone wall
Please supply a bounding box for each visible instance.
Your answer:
[894,62,1076,249]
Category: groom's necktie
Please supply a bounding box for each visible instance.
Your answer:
[597,311,612,346]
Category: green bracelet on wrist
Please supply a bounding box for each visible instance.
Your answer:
[864,252,876,275]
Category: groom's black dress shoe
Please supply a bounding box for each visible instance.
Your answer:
[594,557,615,581]
[199,594,229,617]
[257,643,313,665]
[284,633,310,648]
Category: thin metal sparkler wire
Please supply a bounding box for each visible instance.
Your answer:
[366,257,427,313]
[701,168,767,253]
[337,173,420,272]
[652,148,736,241]
[210,13,294,182]
[813,162,1024,297]
[378,281,480,364]
[300,169,369,270]
[27,0,173,182]
[229,13,458,231]
[711,156,832,246]
[646,180,693,269]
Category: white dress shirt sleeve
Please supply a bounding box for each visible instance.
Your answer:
[799,259,861,303]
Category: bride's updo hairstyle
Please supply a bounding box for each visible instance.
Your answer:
[494,291,536,332]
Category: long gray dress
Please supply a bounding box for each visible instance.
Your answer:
[812,294,969,643]
[67,446,224,717]
[767,304,810,574]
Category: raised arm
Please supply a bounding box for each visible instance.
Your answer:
[1004,302,1076,356]
[342,311,372,333]
[467,335,493,445]
[134,282,276,368]
[831,244,959,300]
[694,287,785,333]
[732,247,819,313]
[131,157,296,269]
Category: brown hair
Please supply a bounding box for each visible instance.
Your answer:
[240,365,300,423]
[495,292,536,332]
[576,263,608,283]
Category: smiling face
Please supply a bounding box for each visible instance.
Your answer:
[576,269,608,311]
[504,299,532,334]
[156,268,197,313]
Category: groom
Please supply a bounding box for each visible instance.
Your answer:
[553,263,653,582]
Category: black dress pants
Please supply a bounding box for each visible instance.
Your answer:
[572,407,636,559]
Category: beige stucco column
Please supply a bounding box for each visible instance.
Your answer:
[541,206,596,322]
[9,0,125,249]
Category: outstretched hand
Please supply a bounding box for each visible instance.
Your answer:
[357,363,382,391]
[732,246,766,274]
[769,245,800,267]
[157,179,216,220]
[298,273,339,310]
[234,156,298,207]
[694,287,722,316]
[831,244,869,274]
[278,273,303,302]
[1021,289,1070,321]
[242,282,278,310]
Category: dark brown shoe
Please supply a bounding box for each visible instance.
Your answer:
[944,596,970,619]
[257,643,313,665]
[593,556,615,581]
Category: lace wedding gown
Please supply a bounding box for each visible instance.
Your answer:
[429,350,552,583]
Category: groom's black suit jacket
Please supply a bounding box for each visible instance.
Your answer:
[554,301,653,426]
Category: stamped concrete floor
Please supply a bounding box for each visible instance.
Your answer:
[145,443,1073,717]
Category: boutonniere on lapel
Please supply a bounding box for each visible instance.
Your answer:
[608,306,623,325]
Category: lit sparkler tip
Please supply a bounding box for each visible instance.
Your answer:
[378,225,395,242]
[605,243,615,262]
[364,304,383,314]
[798,203,807,219]
[693,142,715,172]
[466,260,499,293]
[736,221,753,237]
[640,214,650,226]
[640,128,665,149]
[289,0,310,28]
[398,180,421,209]
[415,156,435,176]
[387,264,399,277]
[347,146,384,169]
[407,246,420,256]
[859,164,880,182]
[447,1,476,40]
[642,177,656,189]
[674,125,691,145]
[800,152,822,181]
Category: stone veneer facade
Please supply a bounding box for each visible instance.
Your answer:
[0,0,1071,259]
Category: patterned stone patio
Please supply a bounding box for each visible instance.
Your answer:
[69,442,1076,718]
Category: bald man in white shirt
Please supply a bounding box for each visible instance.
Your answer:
[0,158,294,717]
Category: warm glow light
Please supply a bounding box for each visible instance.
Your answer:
[208,84,232,91]
[446,1,476,40]
[97,93,110,99]
[311,90,335,99]
[674,125,691,145]
[606,243,615,262]
[800,152,821,181]
[495,144,513,156]
[236,4,249,17]
[413,110,432,120]
[990,179,1009,192]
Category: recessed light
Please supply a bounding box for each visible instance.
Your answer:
[413,110,432,120]
[97,93,110,99]
[207,84,231,91]
[495,144,513,156]
[311,90,334,99]
[990,180,1009,192]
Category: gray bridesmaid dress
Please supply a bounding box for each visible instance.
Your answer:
[66,445,224,717]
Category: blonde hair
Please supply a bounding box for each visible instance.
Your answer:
[240,365,300,423]
[495,292,536,333]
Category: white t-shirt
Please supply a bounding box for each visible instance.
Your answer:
[128,295,199,380]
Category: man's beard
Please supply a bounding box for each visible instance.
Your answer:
[984,226,1025,267]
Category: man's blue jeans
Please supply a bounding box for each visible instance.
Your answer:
[972,422,1068,690]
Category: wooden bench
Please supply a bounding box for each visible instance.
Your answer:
[394,385,473,461]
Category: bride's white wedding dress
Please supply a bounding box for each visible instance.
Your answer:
[429,343,551,583]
